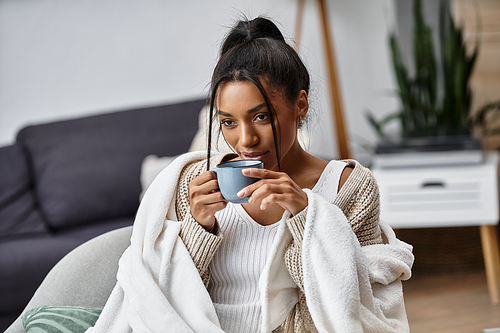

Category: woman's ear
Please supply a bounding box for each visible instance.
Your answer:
[296,90,309,120]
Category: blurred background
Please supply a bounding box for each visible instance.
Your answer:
[0,0,400,164]
[1,0,500,332]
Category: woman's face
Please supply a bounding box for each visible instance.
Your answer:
[216,80,307,171]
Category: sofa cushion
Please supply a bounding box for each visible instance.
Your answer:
[0,144,48,238]
[139,154,179,200]
[16,99,204,229]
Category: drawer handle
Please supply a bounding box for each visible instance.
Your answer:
[422,182,445,188]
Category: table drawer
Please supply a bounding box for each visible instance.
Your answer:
[373,155,499,228]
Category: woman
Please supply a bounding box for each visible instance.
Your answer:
[88,17,413,333]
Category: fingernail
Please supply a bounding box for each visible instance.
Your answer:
[237,190,244,197]
[248,196,253,203]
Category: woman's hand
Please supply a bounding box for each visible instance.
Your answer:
[189,171,227,230]
[237,168,308,216]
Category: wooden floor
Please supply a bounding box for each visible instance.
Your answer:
[403,271,500,333]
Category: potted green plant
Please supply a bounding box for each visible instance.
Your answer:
[366,0,499,162]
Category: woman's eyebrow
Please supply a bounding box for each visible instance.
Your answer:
[217,103,267,117]
[217,110,232,116]
[246,103,267,114]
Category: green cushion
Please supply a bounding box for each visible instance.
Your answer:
[22,306,103,333]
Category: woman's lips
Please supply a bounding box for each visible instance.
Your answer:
[241,151,269,160]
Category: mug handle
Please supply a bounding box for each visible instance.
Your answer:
[210,168,220,192]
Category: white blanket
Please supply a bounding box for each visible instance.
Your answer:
[87,151,413,333]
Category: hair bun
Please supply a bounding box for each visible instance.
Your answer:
[220,17,285,56]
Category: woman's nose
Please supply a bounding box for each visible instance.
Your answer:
[239,124,259,147]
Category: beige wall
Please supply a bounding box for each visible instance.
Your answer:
[452,0,500,149]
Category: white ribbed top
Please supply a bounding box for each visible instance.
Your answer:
[209,160,347,332]
[210,203,279,333]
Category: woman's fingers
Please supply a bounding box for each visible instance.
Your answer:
[190,171,218,188]
[191,195,227,225]
[191,179,220,196]
[189,171,227,229]
[241,167,280,179]
[191,189,226,205]
[245,182,283,203]
[238,169,308,215]
[237,168,279,198]
[260,192,298,211]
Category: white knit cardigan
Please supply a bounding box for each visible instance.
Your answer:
[86,151,414,333]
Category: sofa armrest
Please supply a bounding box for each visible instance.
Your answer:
[5,226,132,333]
[0,144,48,239]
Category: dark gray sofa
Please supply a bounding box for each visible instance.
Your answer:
[0,98,205,331]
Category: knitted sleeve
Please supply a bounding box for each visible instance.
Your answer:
[333,159,383,246]
[280,160,383,332]
[282,209,318,332]
[176,159,223,286]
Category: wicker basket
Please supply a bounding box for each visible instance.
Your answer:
[396,226,485,275]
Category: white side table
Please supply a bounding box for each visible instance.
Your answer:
[372,151,500,304]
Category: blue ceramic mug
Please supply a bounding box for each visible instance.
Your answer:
[211,160,263,203]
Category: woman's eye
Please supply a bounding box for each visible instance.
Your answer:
[255,113,270,122]
[221,119,235,127]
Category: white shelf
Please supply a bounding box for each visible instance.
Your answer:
[372,151,499,229]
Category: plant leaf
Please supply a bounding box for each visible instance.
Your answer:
[365,111,402,138]
[413,0,438,106]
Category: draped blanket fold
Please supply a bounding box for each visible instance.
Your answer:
[86,151,413,333]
